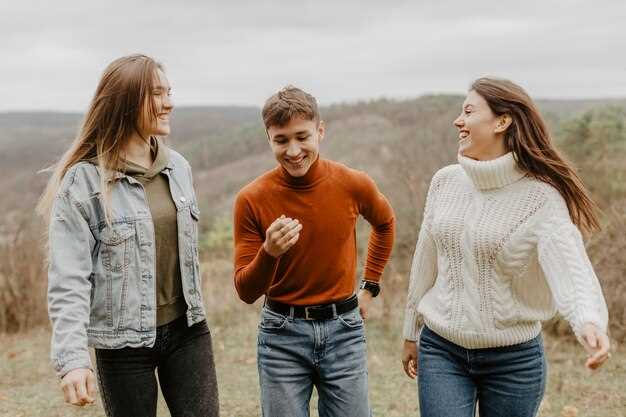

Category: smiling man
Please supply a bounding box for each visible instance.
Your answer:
[233,85,395,416]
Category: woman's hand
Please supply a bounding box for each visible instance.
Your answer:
[402,340,419,379]
[580,323,611,370]
[60,368,97,406]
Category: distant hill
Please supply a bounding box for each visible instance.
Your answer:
[1,97,624,229]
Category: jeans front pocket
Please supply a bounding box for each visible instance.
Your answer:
[337,309,364,330]
[259,308,288,333]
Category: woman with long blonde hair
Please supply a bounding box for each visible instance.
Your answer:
[38,54,219,417]
[401,77,610,417]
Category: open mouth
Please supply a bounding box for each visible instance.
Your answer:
[286,157,306,168]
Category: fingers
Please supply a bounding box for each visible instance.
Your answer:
[61,381,72,404]
[62,380,78,405]
[402,357,417,379]
[586,352,610,369]
[276,222,303,246]
[266,215,288,234]
[402,341,418,379]
[75,380,90,405]
[359,305,368,320]
[586,334,611,370]
[267,216,299,242]
[409,359,418,379]
[402,358,411,378]
[86,371,97,400]
[61,369,95,406]
[264,216,302,257]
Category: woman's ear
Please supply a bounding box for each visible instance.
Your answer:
[494,114,513,134]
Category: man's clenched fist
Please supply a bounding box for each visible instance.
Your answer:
[263,215,303,258]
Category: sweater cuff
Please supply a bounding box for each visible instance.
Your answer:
[572,312,608,341]
[403,308,422,341]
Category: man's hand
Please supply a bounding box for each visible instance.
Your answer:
[60,368,97,406]
[402,340,418,379]
[263,215,303,258]
[580,323,611,370]
[357,289,373,320]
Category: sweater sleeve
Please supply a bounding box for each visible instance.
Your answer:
[355,174,395,282]
[233,192,280,304]
[537,221,609,340]
[402,174,440,341]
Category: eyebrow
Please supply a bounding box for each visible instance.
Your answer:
[153,85,171,91]
[274,130,310,139]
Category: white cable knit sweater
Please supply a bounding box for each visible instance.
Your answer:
[403,152,609,348]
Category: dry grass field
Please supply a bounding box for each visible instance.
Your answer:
[1,292,624,417]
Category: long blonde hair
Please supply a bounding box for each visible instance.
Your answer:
[37,54,163,223]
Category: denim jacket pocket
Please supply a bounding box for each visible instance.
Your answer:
[100,223,134,272]
[95,223,135,329]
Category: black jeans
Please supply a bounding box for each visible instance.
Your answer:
[95,317,219,417]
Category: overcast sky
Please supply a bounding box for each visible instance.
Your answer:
[1,0,625,112]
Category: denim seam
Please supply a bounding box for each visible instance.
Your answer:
[95,357,113,417]
[531,350,547,417]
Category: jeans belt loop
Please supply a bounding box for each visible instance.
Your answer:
[332,304,337,319]
[289,306,295,319]
[305,306,313,320]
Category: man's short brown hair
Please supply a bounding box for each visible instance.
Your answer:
[261,85,320,129]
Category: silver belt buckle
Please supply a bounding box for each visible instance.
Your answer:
[304,305,321,320]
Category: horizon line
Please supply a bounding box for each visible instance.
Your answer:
[2,94,625,114]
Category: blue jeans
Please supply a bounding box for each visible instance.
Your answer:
[257,306,371,417]
[418,326,546,417]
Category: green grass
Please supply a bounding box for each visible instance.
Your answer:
[1,309,624,417]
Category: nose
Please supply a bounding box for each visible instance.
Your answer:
[286,140,300,157]
[453,114,463,128]
[163,94,174,111]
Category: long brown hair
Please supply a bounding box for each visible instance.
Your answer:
[471,77,600,234]
[36,54,163,223]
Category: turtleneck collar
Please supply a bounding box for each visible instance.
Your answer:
[278,156,327,189]
[458,152,526,190]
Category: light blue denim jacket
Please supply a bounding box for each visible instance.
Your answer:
[47,148,206,377]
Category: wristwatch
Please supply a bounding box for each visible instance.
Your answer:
[359,280,380,297]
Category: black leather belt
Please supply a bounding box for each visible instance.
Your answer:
[265,295,359,320]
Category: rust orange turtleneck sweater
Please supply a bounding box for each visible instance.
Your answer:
[233,157,395,305]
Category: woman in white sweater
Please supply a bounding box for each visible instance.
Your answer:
[401,77,610,417]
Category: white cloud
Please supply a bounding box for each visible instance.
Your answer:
[0,0,625,111]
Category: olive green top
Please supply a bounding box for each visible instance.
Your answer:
[124,139,187,326]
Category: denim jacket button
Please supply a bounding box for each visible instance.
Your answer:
[188,289,196,295]
[180,196,187,203]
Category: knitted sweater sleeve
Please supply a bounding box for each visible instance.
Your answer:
[402,172,441,341]
[537,213,609,340]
